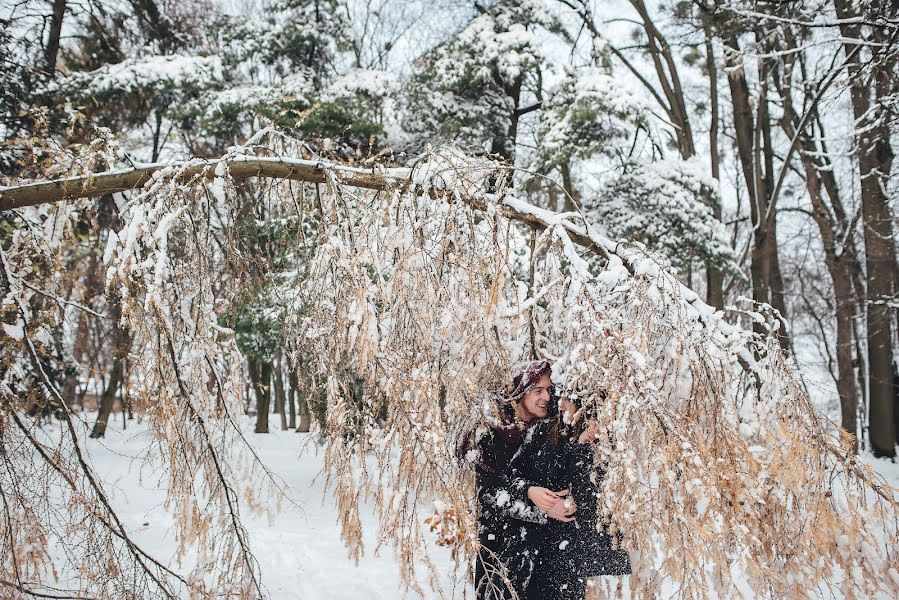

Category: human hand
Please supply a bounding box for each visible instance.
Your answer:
[546,493,577,522]
[578,421,600,444]
[527,486,563,512]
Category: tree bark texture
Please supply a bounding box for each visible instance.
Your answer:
[834,0,898,457]
[44,0,67,74]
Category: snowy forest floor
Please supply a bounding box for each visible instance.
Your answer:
[56,413,462,599]
[52,412,899,599]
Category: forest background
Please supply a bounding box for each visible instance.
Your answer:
[1,0,898,598]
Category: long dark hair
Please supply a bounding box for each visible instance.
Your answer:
[454,360,555,464]
[550,387,606,447]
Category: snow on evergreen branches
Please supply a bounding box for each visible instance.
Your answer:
[46,53,223,98]
[406,0,563,151]
[595,157,741,278]
[536,67,647,171]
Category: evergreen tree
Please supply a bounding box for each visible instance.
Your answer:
[406,0,567,161]
[595,158,740,279]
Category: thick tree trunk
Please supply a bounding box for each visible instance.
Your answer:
[834,0,898,457]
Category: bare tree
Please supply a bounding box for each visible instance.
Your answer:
[832,0,898,457]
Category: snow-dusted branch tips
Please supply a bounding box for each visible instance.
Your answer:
[3,135,898,599]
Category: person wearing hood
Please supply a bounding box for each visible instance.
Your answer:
[459,360,575,599]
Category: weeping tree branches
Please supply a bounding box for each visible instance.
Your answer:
[2,136,898,599]
[0,151,705,317]
[289,146,899,598]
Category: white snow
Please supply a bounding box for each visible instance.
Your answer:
[2,321,24,340]
[40,412,899,599]
[47,54,223,97]
[52,414,461,599]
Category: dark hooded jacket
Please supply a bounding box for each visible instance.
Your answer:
[474,423,548,599]
[465,361,555,599]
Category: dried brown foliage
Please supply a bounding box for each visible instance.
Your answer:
[1,136,897,598]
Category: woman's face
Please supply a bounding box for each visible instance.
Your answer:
[560,397,577,424]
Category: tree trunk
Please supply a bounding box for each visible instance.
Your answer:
[250,359,273,434]
[759,86,791,351]
[703,21,724,309]
[273,358,288,431]
[290,368,310,433]
[834,0,898,457]
[287,368,297,429]
[298,392,311,433]
[723,34,790,351]
[89,195,129,438]
[559,160,578,213]
[770,45,861,449]
[628,0,695,158]
[44,0,67,75]
[151,107,164,162]
[90,294,130,438]
[62,221,105,407]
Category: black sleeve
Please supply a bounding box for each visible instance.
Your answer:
[477,432,547,525]
[566,442,600,526]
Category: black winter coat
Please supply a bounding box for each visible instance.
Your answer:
[474,425,548,599]
[506,421,630,599]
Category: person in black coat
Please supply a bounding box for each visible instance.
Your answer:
[459,360,575,599]
[506,390,630,600]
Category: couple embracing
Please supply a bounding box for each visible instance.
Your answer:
[463,360,630,599]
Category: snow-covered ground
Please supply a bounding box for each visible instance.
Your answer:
[74,414,461,599]
[61,411,899,599]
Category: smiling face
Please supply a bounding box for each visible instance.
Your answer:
[515,373,552,423]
